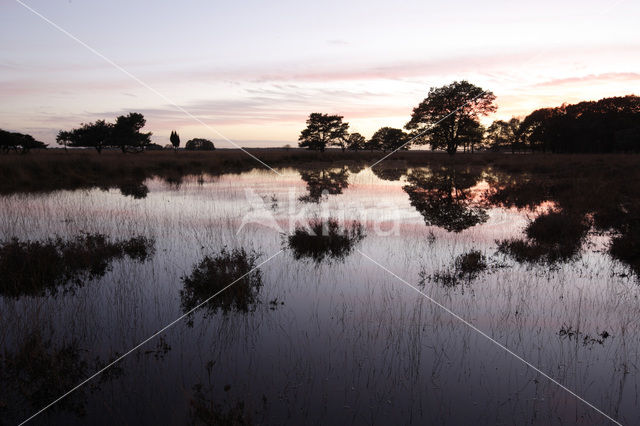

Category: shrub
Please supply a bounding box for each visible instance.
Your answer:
[287,219,365,263]
[180,248,262,317]
[185,138,215,151]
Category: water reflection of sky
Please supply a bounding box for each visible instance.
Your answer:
[0,167,638,425]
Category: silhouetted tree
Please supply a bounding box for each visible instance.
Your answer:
[112,113,152,153]
[298,113,349,152]
[520,96,640,153]
[346,133,366,151]
[1,130,46,153]
[169,130,180,151]
[185,138,215,151]
[56,120,112,154]
[486,118,522,153]
[57,113,151,153]
[460,120,486,153]
[369,127,409,152]
[405,81,496,154]
[364,135,382,151]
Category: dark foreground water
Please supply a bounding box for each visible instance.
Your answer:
[1,164,638,425]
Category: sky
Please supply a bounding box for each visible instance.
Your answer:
[1,0,639,148]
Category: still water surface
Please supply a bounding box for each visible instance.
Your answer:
[0,166,637,425]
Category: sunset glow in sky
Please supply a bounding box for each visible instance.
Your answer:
[2,0,639,147]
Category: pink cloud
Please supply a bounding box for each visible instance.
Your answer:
[533,72,640,88]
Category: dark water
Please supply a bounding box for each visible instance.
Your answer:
[1,164,638,425]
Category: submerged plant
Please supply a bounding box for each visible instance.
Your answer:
[0,233,155,298]
[429,249,488,288]
[454,250,488,278]
[180,248,263,318]
[118,181,149,199]
[287,219,365,263]
[558,325,611,346]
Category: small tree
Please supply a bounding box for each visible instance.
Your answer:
[169,130,180,151]
[346,133,366,151]
[298,113,349,152]
[185,138,215,151]
[405,81,496,154]
[369,127,409,152]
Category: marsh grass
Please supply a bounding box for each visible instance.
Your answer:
[8,149,636,196]
[287,219,365,263]
[0,234,155,297]
[190,382,260,426]
[426,250,488,288]
[180,248,263,318]
[610,224,640,276]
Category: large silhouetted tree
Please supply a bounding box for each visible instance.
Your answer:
[298,113,349,152]
[405,81,496,154]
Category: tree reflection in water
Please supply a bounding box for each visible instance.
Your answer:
[497,210,590,263]
[403,167,488,232]
[0,234,155,298]
[0,332,124,421]
[298,167,350,203]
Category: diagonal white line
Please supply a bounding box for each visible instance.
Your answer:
[14,0,282,176]
[368,90,487,169]
[368,0,628,169]
[18,249,284,425]
[357,248,622,426]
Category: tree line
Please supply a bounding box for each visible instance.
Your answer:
[299,81,640,154]
[3,80,639,155]
[0,130,46,153]
[55,114,215,153]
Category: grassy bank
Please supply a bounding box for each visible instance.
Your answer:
[1,148,639,194]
